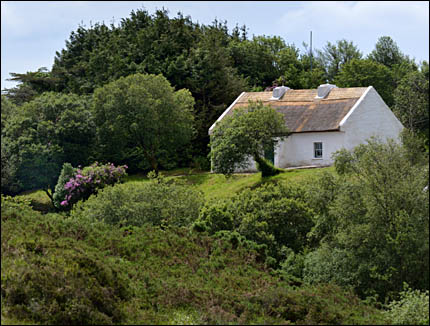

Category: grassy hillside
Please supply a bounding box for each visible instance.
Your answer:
[18,167,332,212]
[1,196,386,325]
[126,167,334,201]
[6,164,426,325]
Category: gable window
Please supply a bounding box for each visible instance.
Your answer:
[314,142,323,158]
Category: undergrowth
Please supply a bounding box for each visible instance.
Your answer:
[1,196,387,325]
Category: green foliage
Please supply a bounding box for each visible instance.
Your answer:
[393,66,429,145]
[1,92,95,197]
[1,95,17,130]
[383,285,429,325]
[228,35,285,88]
[1,138,20,195]
[316,39,363,81]
[210,101,289,176]
[71,173,203,228]
[92,73,195,173]
[1,198,131,325]
[368,36,405,68]
[52,163,77,209]
[304,138,429,300]
[245,283,386,325]
[400,128,429,165]
[190,155,211,171]
[195,182,314,261]
[334,58,395,106]
[3,67,59,105]
[1,196,385,325]
[254,154,284,177]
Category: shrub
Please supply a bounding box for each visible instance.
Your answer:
[71,173,203,228]
[384,285,429,325]
[52,162,76,209]
[304,138,429,300]
[194,182,314,262]
[54,162,127,210]
[191,155,211,171]
[2,196,385,325]
[247,283,386,325]
[254,154,284,177]
[1,198,131,325]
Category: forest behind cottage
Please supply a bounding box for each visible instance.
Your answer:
[1,6,429,325]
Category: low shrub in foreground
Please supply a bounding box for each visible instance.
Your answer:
[383,285,429,325]
[2,196,387,325]
[194,182,314,262]
[1,197,131,325]
[71,173,203,227]
[52,161,127,210]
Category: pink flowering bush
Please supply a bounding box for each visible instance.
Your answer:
[53,162,127,210]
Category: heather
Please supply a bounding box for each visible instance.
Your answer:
[1,196,387,325]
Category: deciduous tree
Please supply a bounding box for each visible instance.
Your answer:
[92,73,195,173]
[210,101,289,176]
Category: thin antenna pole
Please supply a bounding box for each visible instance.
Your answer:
[310,31,313,73]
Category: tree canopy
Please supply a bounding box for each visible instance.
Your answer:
[1,92,94,199]
[209,101,290,176]
[92,73,195,173]
[393,65,429,146]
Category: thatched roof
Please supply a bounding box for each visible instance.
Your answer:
[226,87,368,133]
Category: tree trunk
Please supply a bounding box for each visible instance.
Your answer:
[43,188,54,206]
[144,150,159,175]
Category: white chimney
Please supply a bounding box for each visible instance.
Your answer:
[315,83,337,99]
[270,86,290,100]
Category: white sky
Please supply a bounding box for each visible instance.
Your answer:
[1,1,429,90]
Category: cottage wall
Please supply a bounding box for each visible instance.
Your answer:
[339,86,404,149]
[275,131,345,168]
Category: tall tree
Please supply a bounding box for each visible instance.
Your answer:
[1,92,95,198]
[92,73,195,173]
[316,39,362,82]
[183,20,248,157]
[229,36,281,89]
[368,36,405,68]
[334,58,395,107]
[3,67,60,105]
[393,64,429,145]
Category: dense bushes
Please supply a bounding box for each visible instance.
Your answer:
[1,196,386,325]
[383,286,429,325]
[1,197,132,325]
[2,137,428,324]
[303,138,429,300]
[1,92,95,197]
[195,182,314,262]
[71,173,203,228]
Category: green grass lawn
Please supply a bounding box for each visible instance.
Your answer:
[18,166,334,211]
[123,166,333,201]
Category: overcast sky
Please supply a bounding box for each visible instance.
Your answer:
[2,1,429,90]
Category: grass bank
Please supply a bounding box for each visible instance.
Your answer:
[19,166,333,212]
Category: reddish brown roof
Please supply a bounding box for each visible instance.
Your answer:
[228,87,367,133]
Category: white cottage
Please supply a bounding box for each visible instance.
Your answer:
[209,84,404,171]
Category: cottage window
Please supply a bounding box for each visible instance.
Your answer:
[314,142,323,158]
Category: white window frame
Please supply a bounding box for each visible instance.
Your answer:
[313,142,323,159]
